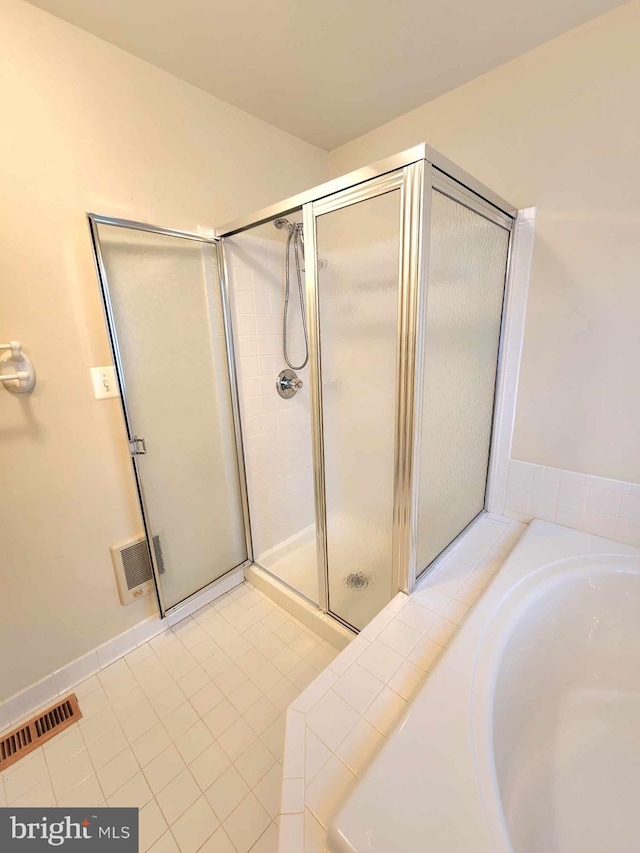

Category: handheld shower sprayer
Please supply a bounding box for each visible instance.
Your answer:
[274,218,309,371]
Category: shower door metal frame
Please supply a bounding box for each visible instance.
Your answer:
[393,160,431,595]
[303,165,427,624]
[88,213,253,618]
[216,144,516,238]
[411,178,515,583]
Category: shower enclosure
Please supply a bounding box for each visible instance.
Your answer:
[89,144,515,632]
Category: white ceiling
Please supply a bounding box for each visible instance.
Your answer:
[27,0,625,150]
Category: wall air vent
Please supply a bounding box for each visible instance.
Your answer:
[0,694,82,771]
[110,533,164,605]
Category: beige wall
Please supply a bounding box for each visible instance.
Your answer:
[0,0,327,701]
[330,1,640,485]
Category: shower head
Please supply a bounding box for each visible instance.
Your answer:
[274,218,303,235]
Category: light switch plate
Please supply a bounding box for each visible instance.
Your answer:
[90,366,119,400]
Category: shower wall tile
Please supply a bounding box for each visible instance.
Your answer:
[503,459,640,546]
[225,234,315,558]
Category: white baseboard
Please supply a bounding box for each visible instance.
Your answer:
[0,567,244,735]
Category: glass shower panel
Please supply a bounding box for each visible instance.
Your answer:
[416,189,509,573]
[316,189,401,630]
[97,225,247,610]
[224,217,319,604]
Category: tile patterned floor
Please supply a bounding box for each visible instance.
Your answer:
[0,583,339,853]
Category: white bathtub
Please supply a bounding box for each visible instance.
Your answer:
[329,520,640,852]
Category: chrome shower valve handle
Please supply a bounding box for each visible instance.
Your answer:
[276,368,303,399]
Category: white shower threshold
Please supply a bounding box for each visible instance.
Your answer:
[245,563,354,653]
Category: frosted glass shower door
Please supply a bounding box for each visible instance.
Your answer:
[314,180,402,631]
[93,223,247,613]
[416,189,510,573]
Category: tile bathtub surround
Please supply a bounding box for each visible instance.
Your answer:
[501,459,640,546]
[484,206,639,549]
[279,515,526,852]
[0,583,339,853]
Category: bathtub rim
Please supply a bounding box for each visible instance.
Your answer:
[328,520,640,853]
